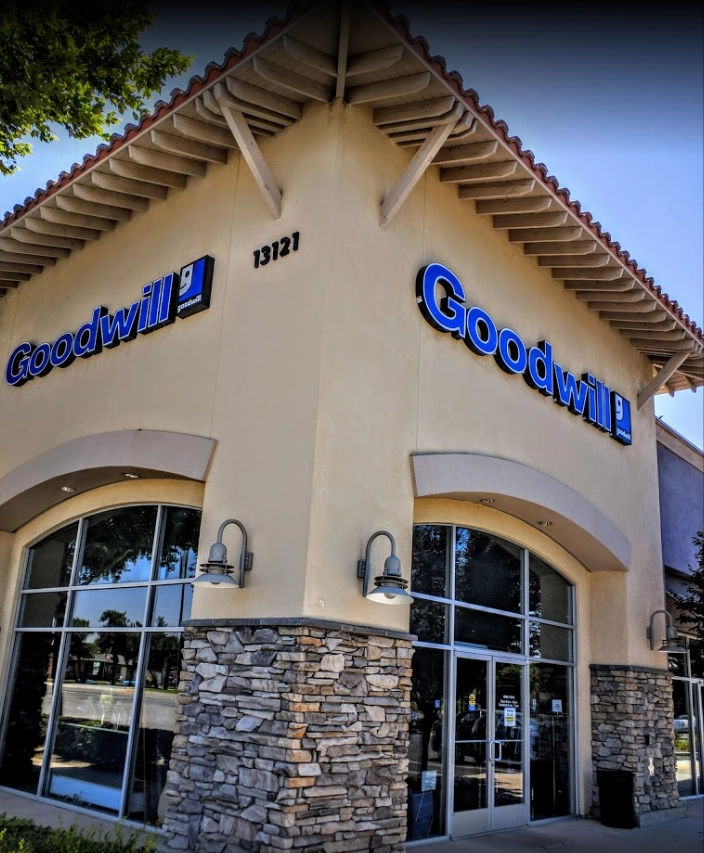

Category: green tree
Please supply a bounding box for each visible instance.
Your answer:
[0,1,191,175]
[672,531,704,676]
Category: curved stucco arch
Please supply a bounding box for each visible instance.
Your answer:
[0,430,216,532]
[411,452,631,572]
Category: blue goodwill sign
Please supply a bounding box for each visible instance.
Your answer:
[416,262,632,446]
[6,256,214,387]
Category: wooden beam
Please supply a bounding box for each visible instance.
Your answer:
[441,161,518,183]
[380,119,460,230]
[282,35,336,76]
[592,301,658,314]
[0,269,30,282]
[610,318,678,331]
[0,260,42,274]
[631,339,697,354]
[336,0,351,98]
[72,183,149,212]
[0,249,56,266]
[347,44,403,77]
[10,226,84,251]
[195,96,229,126]
[225,77,302,120]
[576,290,645,303]
[109,159,187,189]
[253,57,333,103]
[538,253,609,266]
[209,86,284,134]
[151,129,229,164]
[523,240,596,255]
[600,308,665,322]
[445,112,477,141]
[57,196,131,222]
[0,236,68,258]
[217,101,282,219]
[384,103,463,136]
[553,266,626,280]
[39,206,116,232]
[374,96,455,126]
[508,227,583,243]
[173,114,238,148]
[91,169,168,200]
[347,72,431,104]
[477,197,552,216]
[128,145,206,178]
[564,280,634,293]
[458,180,535,200]
[492,212,568,229]
[25,215,101,241]
[433,141,498,166]
[624,330,687,343]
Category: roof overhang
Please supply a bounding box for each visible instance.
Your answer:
[1,0,702,394]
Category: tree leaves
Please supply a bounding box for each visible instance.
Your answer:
[0,1,191,174]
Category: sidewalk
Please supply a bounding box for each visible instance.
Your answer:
[412,798,704,853]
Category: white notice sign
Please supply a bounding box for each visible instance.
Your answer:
[503,706,516,727]
[551,699,563,713]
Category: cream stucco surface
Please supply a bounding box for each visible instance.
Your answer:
[0,99,666,666]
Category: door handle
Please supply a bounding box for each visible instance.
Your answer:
[490,740,502,763]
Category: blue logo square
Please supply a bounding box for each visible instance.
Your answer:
[611,392,632,445]
[176,255,214,319]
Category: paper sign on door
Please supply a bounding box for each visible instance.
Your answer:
[503,706,516,727]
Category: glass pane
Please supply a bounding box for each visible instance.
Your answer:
[79,506,157,584]
[128,633,182,824]
[529,556,572,624]
[0,633,62,793]
[455,607,522,654]
[529,623,573,662]
[157,507,201,580]
[47,632,140,813]
[407,648,446,840]
[530,663,572,819]
[410,599,448,645]
[71,586,147,629]
[453,658,488,824]
[455,529,522,613]
[25,523,78,589]
[494,663,524,808]
[411,525,450,598]
[151,584,193,627]
[672,679,695,796]
[19,592,68,628]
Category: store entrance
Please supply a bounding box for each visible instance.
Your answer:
[452,654,526,835]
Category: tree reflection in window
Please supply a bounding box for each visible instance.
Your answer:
[79,506,158,584]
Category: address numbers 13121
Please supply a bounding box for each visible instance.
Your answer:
[253,232,300,269]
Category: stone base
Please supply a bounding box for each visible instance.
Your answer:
[590,664,680,823]
[162,618,414,853]
[635,806,687,828]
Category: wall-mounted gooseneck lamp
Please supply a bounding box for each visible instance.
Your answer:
[647,609,688,654]
[357,531,413,605]
[192,518,253,588]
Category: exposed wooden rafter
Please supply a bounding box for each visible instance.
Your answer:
[335,1,352,99]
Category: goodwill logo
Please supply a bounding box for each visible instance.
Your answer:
[416,263,632,445]
[5,255,214,387]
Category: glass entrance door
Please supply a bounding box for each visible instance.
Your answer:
[452,655,526,836]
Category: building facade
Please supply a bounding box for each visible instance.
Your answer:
[656,421,704,799]
[1,2,703,849]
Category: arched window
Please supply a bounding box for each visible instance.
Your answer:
[0,504,201,824]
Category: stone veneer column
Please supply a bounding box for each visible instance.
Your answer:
[590,664,684,827]
[162,619,414,853]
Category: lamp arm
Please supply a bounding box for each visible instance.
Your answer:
[362,531,396,598]
[647,609,673,650]
[216,519,250,586]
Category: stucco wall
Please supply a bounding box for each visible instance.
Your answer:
[0,99,665,664]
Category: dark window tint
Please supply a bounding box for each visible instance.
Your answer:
[455,606,523,654]
[71,586,147,628]
[529,622,572,662]
[455,529,522,613]
[25,523,78,589]
[410,599,448,645]
[411,525,449,598]
[0,633,61,793]
[20,593,67,628]
[157,507,201,580]
[529,555,572,624]
[79,506,157,584]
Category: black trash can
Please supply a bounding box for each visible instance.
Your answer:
[597,769,635,829]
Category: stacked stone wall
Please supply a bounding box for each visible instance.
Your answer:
[162,619,413,853]
[590,664,679,821]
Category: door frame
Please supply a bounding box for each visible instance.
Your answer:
[449,649,530,837]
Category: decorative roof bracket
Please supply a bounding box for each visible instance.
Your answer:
[214,84,282,219]
[637,346,700,410]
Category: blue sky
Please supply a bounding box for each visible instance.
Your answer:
[2,2,702,448]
